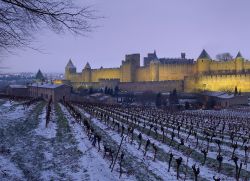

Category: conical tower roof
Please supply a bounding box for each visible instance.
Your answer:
[66,59,76,69]
[35,69,45,81]
[84,62,91,69]
[236,51,243,58]
[198,49,211,59]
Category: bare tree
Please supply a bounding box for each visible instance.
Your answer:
[0,0,98,52]
[216,53,233,61]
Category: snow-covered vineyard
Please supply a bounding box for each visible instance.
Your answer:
[0,98,250,181]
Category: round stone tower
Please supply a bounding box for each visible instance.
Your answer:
[149,58,160,81]
[65,59,76,80]
[235,51,244,73]
[83,62,91,82]
[196,49,211,74]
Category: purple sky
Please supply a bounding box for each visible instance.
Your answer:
[2,0,250,73]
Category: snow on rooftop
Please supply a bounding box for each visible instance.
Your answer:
[90,93,103,97]
[35,107,57,139]
[9,85,27,89]
[202,91,235,99]
[29,83,70,89]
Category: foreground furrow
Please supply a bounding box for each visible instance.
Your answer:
[59,103,128,181]
[60,103,164,181]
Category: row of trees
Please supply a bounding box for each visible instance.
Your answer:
[155,89,179,108]
[216,53,234,61]
[104,86,119,96]
[77,85,120,96]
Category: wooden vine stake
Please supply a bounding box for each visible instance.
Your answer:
[111,135,125,172]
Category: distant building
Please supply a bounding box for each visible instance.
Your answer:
[28,83,72,102]
[144,51,194,66]
[199,91,248,108]
[65,50,250,93]
[7,85,28,97]
[6,68,72,102]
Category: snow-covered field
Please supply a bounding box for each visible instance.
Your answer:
[0,100,136,181]
[73,102,250,181]
[1,98,250,181]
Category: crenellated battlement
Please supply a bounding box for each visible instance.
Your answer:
[65,50,250,92]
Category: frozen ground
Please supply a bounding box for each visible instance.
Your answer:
[0,100,136,181]
[1,99,249,181]
[60,104,136,181]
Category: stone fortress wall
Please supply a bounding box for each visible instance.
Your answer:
[65,50,250,93]
[184,74,250,93]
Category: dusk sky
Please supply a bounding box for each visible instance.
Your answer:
[2,0,250,73]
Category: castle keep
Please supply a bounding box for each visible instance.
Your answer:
[65,50,250,93]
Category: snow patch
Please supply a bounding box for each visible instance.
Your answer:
[35,107,57,139]
[0,156,25,181]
